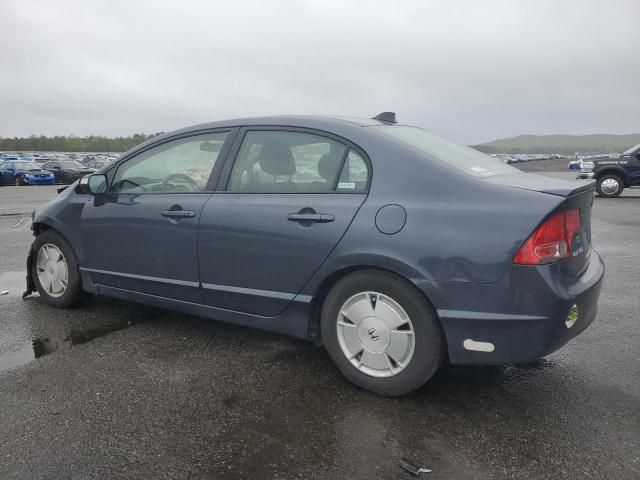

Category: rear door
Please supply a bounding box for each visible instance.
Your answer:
[80,130,234,303]
[198,128,370,316]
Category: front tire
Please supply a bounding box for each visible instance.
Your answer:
[320,270,443,396]
[15,176,25,186]
[62,172,74,185]
[596,174,624,198]
[31,230,90,308]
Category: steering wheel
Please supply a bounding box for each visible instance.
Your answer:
[162,173,199,192]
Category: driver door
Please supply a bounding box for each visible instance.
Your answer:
[79,130,234,303]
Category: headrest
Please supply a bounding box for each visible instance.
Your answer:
[258,142,296,176]
[317,153,341,181]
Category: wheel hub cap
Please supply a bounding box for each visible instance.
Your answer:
[357,316,391,352]
[36,244,68,298]
[601,178,619,194]
[336,291,415,378]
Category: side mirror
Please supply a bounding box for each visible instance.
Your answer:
[78,174,107,195]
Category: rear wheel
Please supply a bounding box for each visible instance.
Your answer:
[596,174,623,198]
[31,230,90,308]
[321,270,443,396]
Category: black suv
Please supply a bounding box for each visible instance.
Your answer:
[578,143,640,197]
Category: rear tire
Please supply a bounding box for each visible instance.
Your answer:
[31,230,90,308]
[596,174,623,198]
[320,270,443,396]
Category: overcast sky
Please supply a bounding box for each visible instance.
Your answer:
[1,0,638,144]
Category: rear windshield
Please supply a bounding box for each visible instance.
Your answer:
[377,125,519,177]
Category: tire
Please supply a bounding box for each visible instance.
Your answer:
[62,172,74,185]
[15,176,25,186]
[31,229,90,308]
[596,174,624,198]
[320,270,443,396]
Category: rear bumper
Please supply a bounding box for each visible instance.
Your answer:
[437,251,605,365]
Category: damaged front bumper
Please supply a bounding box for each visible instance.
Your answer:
[23,245,36,299]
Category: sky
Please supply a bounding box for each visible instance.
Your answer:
[1,0,638,144]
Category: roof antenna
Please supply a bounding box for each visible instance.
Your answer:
[372,112,397,124]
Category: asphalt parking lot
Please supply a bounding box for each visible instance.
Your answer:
[0,173,639,479]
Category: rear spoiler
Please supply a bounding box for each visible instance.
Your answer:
[485,173,596,198]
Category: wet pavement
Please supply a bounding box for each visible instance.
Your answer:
[0,182,638,479]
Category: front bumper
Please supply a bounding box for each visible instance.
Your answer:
[23,176,55,185]
[438,251,605,365]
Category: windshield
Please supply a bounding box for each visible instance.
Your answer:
[622,143,640,156]
[14,161,40,170]
[377,125,519,177]
[59,161,85,168]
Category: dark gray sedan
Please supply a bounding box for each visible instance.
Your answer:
[24,113,604,395]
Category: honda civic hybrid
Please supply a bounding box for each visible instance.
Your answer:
[24,113,604,396]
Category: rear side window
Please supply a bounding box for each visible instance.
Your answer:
[337,150,369,192]
[228,131,348,193]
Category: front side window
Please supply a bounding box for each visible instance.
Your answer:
[228,131,348,193]
[111,132,228,194]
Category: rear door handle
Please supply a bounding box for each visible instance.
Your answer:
[161,210,196,218]
[287,213,335,223]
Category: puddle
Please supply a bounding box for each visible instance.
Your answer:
[0,321,137,373]
[1,270,149,372]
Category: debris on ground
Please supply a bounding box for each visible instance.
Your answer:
[399,458,432,475]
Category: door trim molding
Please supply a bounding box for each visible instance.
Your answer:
[79,267,200,287]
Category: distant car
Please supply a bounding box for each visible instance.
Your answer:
[1,155,19,162]
[41,161,95,184]
[577,143,640,197]
[24,113,604,396]
[568,160,581,170]
[0,161,55,186]
[85,160,110,170]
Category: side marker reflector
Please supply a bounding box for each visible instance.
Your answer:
[463,339,495,352]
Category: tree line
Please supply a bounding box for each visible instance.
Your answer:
[0,134,161,153]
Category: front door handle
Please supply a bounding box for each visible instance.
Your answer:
[287,213,335,223]
[161,210,196,218]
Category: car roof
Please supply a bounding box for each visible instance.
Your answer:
[168,115,392,136]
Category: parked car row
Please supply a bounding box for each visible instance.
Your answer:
[490,153,568,164]
[0,152,118,186]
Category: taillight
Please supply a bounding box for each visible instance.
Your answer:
[514,209,581,265]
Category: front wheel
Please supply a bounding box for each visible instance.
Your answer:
[62,172,74,185]
[15,176,25,186]
[596,174,624,198]
[321,270,443,396]
[31,230,90,308]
